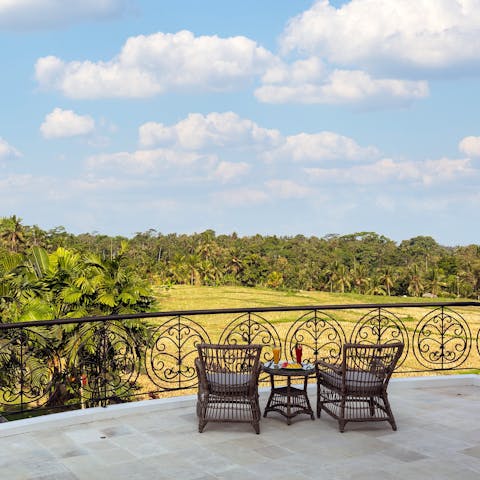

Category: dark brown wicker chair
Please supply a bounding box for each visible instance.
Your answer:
[316,342,404,432]
[195,343,263,434]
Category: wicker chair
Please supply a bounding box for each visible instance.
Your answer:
[195,343,263,434]
[316,342,404,432]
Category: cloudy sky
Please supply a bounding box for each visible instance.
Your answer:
[1,0,479,246]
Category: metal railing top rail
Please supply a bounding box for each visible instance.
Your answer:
[1,300,479,330]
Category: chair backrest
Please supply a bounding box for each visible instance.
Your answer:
[342,342,404,385]
[197,343,263,388]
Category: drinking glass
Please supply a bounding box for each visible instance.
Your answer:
[272,346,281,365]
[295,344,302,364]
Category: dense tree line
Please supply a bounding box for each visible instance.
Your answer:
[1,216,480,311]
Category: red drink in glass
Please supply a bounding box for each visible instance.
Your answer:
[295,344,302,363]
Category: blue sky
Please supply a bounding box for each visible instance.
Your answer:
[1,0,479,246]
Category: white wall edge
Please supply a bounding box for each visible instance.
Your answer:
[1,373,478,436]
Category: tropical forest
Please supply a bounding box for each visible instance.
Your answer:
[1,214,480,325]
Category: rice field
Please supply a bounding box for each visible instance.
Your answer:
[149,285,480,389]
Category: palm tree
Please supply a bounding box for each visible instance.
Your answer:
[425,267,446,297]
[0,215,26,252]
[10,243,155,407]
[168,254,189,284]
[25,224,47,247]
[378,266,395,296]
[407,264,424,297]
[185,254,202,286]
[351,261,370,294]
[224,248,244,282]
[0,250,25,322]
[366,275,387,295]
[195,259,211,285]
[323,260,339,293]
[333,264,351,293]
[81,241,155,314]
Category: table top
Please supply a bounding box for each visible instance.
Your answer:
[261,362,316,377]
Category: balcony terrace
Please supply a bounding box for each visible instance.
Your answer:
[1,375,480,479]
[1,302,480,478]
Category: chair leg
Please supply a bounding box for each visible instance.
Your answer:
[252,396,261,434]
[197,397,207,433]
[369,397,375,416]
[316,382,322,418]
[339,397,346,432]
[383,393,397,431]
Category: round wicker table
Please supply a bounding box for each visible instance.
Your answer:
[262,363,316,425]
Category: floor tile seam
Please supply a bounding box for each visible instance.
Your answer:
[408,455,480,473]
[50,459,80,480]
[375,445,432,462]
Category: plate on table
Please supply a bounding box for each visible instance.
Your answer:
[281,362,303,370]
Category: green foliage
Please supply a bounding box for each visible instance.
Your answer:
[0,238,157,410]
[0,239,156,324]
[1,216,480,303]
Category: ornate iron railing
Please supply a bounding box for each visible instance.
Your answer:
[1,301,479,419]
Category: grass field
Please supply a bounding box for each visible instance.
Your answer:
[150,285,480,375]
[154,284,459,312]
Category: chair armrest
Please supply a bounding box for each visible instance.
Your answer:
[315,359,342,376]
[245,366,261,395]
[195,357,208,393]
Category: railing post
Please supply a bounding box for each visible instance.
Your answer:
[101,323,108,407]
[246,312,252,344]
[20,332,24,413]
[376,307,382,344]
[440,306,445,370]
[176,315,181,390]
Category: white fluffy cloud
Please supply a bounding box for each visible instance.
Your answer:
[211,188,269,207]
[305,157,474,186]
[0,137,21,160]
[213,161,250,183]
[259,0,480,106]
[78,112,479,221]
[138,113,378,175]
[35,30,275,99]
[86,148,217,178]
[459,136,480,157]
[281,0,480,75]
[265,179,311,199]
[40,108,95,139]
[261,57,325,85]
[0,0,128,30]
[139,112,281,150]
[265,131,379,163]
[86,148,249,186]
[256,66,428,106]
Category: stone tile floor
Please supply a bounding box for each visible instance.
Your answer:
[0,375,479,479]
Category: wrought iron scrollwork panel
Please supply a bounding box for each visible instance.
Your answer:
[66,322,141,406]
[219,313,280,364]
[350,308,409,367]
[285,310,346,363]
[145,316,210,390]
[413,307,471,370]
[477,327,480,357]
[0,327,61,409]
